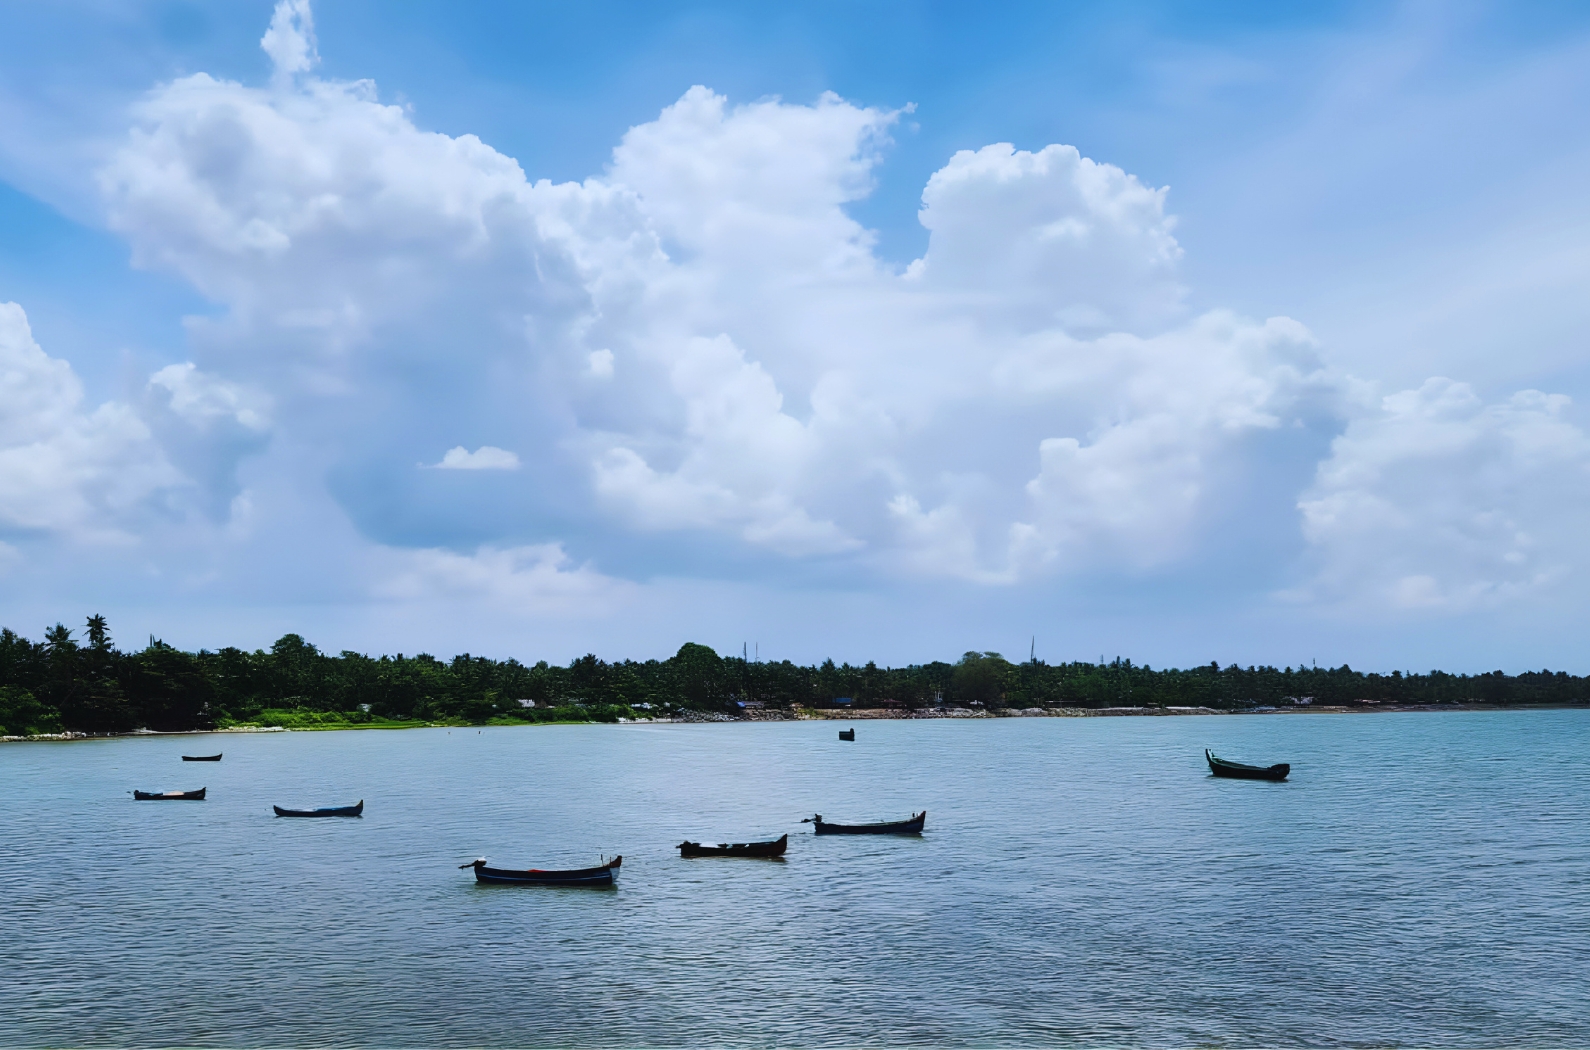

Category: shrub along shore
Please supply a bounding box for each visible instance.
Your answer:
[2,616,1587,739]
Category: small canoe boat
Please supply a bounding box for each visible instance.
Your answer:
[182,754,222,761]
[460,856,621,887]
[1206,749,1290,781]
[678,833,788,858]
[273,800,363,818]
[838,728,855,741]
[803,811,925,835]
[133,788,206,800]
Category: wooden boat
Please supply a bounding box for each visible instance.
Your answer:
[460,856,621,886]
[182,753,222,761]
[838,728,855,741]
[1206,749,1290,781]
[273,800,364,818]
[132,788,206,800]
[678,833,788,858]
[803,811,925,835]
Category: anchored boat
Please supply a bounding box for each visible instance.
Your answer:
[804,811,925,835]
[678,833,788,858]
[838,728,855,741]
[133,788,206,800]
[182,754,222,761]
[461,856,621,887]
[273,801,364,817]
[1206,749,1290,781]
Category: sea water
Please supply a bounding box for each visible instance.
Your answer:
[2,710,1587,1047]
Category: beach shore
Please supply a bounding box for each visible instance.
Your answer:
[2,700,1569,742]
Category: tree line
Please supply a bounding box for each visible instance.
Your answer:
[2,616,1586,736]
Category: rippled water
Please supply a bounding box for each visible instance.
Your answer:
[2,711,1588,1048]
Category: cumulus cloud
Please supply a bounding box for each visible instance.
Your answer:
[427,446,520,471]
[0,302,186,538]
[376,543,632,612]
[90,9,1346,585]
[260,0,318,86]
[1296,378,1590,610]
[73,0,1587,624]
[909,142,1185,334]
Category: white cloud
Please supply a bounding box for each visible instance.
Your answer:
[1296,378,1590,610]
[260,0,318,86]
[93,37,1343,585]
[909,142,1185,334]
[0,302,186,537]
[428,446,520,471]
[76,0,1590,627]
[149,363,270,431]
[376,543,632,612]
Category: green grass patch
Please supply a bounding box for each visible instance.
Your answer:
[230,709,430,731]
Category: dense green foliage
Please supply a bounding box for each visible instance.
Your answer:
[1,617,1586,736]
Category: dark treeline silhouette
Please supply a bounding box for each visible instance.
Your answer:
[2,617,1586,736]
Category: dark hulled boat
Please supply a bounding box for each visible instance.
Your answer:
[838,728,855,741]
[678,833,788,858]
[804,811,925,835]
[1206,749,1290,781]
[133,788,206,800]
[182,754,222,761]
[461,856,621,887]
[273,800,364,817]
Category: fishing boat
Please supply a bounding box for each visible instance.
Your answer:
[460,856,622,887]
[182,754,222,761]
[838,728,855,741]
[803,811,925,835]
[273,800,364,817]
[132,788,206,800]
[678,833,788,858]
[1205,749,1290,781]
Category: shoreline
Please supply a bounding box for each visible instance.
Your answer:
[3,701,1580,743]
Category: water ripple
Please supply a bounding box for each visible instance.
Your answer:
[2,712,1588,1047]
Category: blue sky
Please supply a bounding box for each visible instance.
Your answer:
[1,1,1588,671]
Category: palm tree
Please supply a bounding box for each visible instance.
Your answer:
[86,614,110,651]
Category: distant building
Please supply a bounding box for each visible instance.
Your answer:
[515,699,536,708]
[833,697,853,707]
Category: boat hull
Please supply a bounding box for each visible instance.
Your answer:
[678,834,787,858]
[274,801,364,817]
[133,788,206,800]
[1206,750,1290,781]
[469,857,621,887]
[182,754,222,761]
[810,811,925,835]
[838,729,855,741]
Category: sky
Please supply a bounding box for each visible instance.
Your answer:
[1,0,1588,672]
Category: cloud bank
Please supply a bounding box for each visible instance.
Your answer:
[5,0,1587,659]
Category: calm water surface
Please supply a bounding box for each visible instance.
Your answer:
[2,711,1588,1048]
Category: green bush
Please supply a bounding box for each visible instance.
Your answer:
[0,687,63,736]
